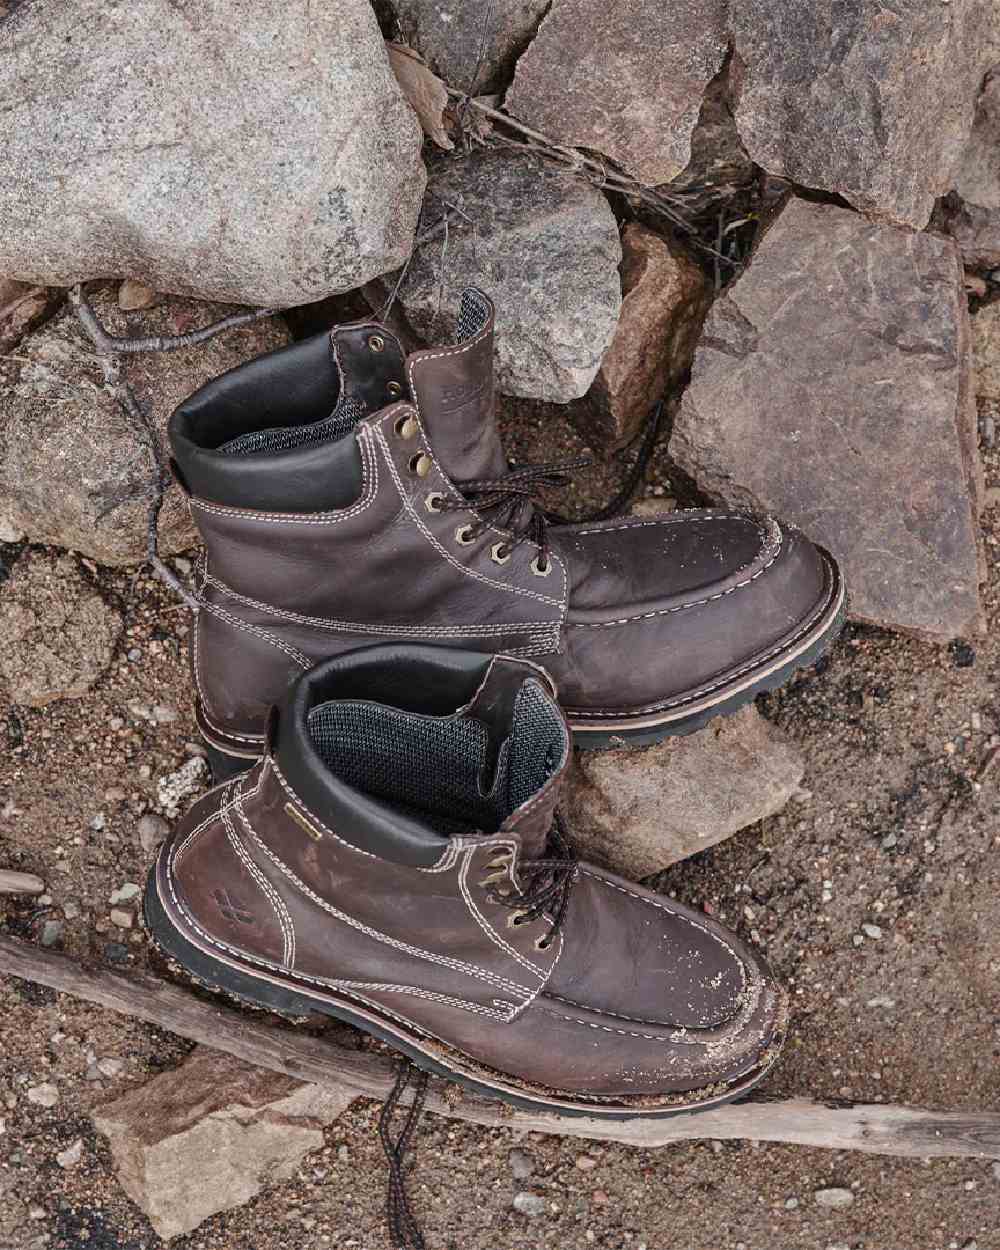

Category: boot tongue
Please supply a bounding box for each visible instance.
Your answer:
[461,658,569,861]
[407,289,508,483]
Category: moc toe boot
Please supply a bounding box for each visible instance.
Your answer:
[145,644,788,1116]
[169,289,845,775]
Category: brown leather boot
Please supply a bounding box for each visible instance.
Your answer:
[145,643,787,1115]
[169,289,845,777]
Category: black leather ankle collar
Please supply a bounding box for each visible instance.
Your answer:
[271,645,543,866]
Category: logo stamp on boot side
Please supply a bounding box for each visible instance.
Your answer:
[212,887,256,926]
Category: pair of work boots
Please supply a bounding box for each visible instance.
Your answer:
[146,289,845,1119]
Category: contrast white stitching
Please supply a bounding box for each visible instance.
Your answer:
[566,565,838,718]
[200,599,310,669]
[237,785,535,999]
[374,420,567,610]
[190,430,380,524]
[222,798,296,968]
[567,520,782,629]
[457,844,548,981]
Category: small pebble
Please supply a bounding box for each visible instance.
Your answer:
[337,1145,349,1163]
[29,1206,46,1221]
[56,1138,82,1168]
[26,1083,58,1107]
[90,813,106,832]
[784,1196,799,1210]
[881,833,898,850]
[138,813,169,854]
[104,942,129,964]
[861,923,883,939]
[993,1160,1000,1181]
[109,882,141,905]
[40,919,63,948]
[62,901,81,920]
[575,1154,597,1171]
[508,1148,535,1180]
[591,1190,608,1206]
[109,907,134,929]
[152,705,178,724]
[866,995,896,1009]
[512,1192,547,1217]
[852,934,864,947]
[814,1187,854,1208]
[97,1057,123,1078]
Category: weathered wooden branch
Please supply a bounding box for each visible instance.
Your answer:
[0,871,44,895]
[1,934,997,1159]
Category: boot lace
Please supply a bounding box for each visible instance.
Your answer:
[438,458,591,573]
[484,812,577,950]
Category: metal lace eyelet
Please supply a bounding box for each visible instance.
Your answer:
[425,492,444,514]
[535,934,553,951]
[395,413,418,440]
[409,452,432,478]
[455,524,476,546]
[368,333,386,353]
[530,555,552,578]
[386,380,402,398]
[490,542,511,565]
[507,911,530,929]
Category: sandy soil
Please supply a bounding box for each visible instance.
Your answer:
[1,396,998,1250]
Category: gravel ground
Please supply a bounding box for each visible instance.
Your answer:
[1,398,998,1250]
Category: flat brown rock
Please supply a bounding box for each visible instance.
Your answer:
[941,66,1000,269]
[579,224,710,449]
[506,0,728,186]
[564,706,804,878]
[93,1046,355,1240]
[672,198,984,641]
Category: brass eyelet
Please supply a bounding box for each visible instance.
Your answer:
[455,524,476,546]
[490,542,511,566]
[386,379,402,399]
[535,934,553,951]
[425,492,444,514]
[395,413,418,440]
[409,452,432,478]
[530,555,552,578]
[368,333,386,353]
[507,911,530,929]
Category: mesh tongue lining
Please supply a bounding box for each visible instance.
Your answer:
[456,288,490,343]
[306,681,565,836]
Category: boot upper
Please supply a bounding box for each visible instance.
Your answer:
[158,645,786,1102]
[168,290,839,746]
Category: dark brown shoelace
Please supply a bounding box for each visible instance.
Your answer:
[378,1057,430,1250]
[485,812,578,949]
[439,458,592,572]
[377,816,577,1247]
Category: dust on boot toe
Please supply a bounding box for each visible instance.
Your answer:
[146,644,787,1115]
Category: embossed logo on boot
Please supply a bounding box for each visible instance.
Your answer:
[212,887,255,926]
[439,379,486,411]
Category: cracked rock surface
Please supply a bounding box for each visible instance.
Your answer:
[0,551,123,706]
[507,0,728,186]
[394,151,622,402]
[941,66,1000,269]
[0,0,425,305]
[0,288,289,565]
[672,197,984,642]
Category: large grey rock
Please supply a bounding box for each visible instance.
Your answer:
[507,0,728,186]
[93,1047,356,1240]
[0,551,123,706]
[0,0,425,306]
[395,152,621,401]
[730,1,995,229]
[394,0,549,93]
[942,67,1000,269]
[673,198,984,642]
[0,288,289,565]
[564,707,805,878]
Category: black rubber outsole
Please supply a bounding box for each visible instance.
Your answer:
[143,873,771,1122]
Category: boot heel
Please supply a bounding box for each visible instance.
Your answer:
[203,740,255,783]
